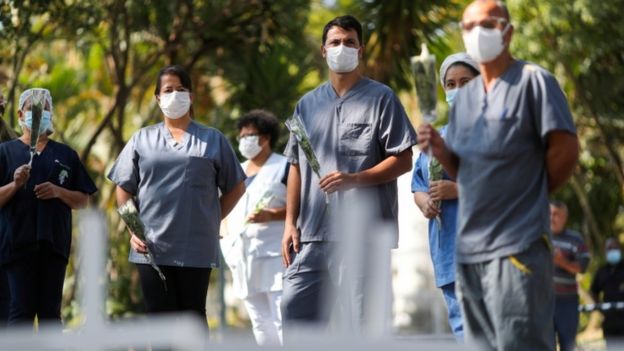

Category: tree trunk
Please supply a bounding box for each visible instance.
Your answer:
[569,174,604,255]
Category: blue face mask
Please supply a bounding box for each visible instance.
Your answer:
[607,249,621,265]
[445,88,458,106]
[24,110,52,134]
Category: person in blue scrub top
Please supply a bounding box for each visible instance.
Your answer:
[0,88,97,328]
[109,65,246,327]
[412,53,480,340]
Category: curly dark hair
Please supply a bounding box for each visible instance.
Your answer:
[237,109,280,149]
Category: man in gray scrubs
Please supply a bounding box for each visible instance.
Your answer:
[418,1,579,350]
[281,15,416,332]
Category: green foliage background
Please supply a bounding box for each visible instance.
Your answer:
[0,0,622,332]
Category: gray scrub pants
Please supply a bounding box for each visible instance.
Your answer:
[456,238,555,351]
[280,242,365,335]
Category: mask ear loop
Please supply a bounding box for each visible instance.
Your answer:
[500,23,511,45]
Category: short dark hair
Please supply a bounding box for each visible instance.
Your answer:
[322,15,363,46]
[154,65,193,96]
[237,109,280,149]
[550,200,568,212]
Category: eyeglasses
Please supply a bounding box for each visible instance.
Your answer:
[236,133,260,141]
[459,16,508,32]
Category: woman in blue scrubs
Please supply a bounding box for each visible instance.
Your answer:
[109,65,246,326]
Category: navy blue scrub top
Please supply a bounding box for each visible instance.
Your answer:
[0,139,97,264]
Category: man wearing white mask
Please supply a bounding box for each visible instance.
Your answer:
[281,15,416,333]
[109,65,245,327]
[417,1,579,350]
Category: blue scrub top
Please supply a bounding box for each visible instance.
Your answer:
[0,139,97,264]
[446,60,577,263]
[108,121,246,268]
[284,77,417,246]
[411,126,458,287]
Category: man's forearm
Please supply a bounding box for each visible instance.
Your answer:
[57,188,89,209]
[0,182,18,208]
[555,259,582,274]
[435,147,459,180]
[115,186,133,207]
[354,148,413,186]
[285,164,301,226]
[546,131,579,193]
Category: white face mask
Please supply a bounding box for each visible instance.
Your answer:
[238,135,262,160]
[158,91,191,119]
[462,24,510,64]
[325,44,359,73]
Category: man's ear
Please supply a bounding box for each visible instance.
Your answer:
[358,45,365,59]
[321,44,327,58]
[504,25,514,46]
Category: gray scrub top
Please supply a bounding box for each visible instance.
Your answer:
[284,77,416,246]
[446,60,576,264]
[108,121,246,268]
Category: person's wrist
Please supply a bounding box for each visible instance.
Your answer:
[351,172,360,187]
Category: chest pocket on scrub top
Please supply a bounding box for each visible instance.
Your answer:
[339,123,372,156]
[185,156,215,188]
[470,114,522,157]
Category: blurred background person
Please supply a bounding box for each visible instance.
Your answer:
[550,200,590,351]
[0,88,96,328]
[222,109,287,346]
[412,52,480,340]
[591,238,624,348]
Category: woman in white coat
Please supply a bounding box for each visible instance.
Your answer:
[223,109,287,346]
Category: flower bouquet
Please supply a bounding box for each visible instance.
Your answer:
[428,157,443,230]
[244,188,276,226]
[410,43,438,123]
[117,199,167,290]
[27,90,45,166]
[285,114,329,205]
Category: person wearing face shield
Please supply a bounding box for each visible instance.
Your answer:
[108,65,246,327]
[0,88,97,328]
[591,238,624,348]
[417,1,579,350]
[281,15,416,334]
[411,53,480,341]
[221,109,288,346]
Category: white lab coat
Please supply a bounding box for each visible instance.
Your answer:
[221,153,287,298]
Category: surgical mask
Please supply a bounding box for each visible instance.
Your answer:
[22,110,52,134]
[325,45,359,73]
[462,24,510,64]
[158,91,191,119]
[239,135,262,160]
[607,249,622,265]
[445,88,458,106]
